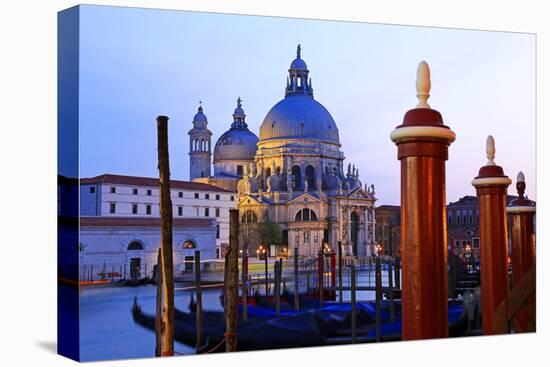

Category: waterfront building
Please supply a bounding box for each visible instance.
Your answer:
[187,45,378,258]
[78,174,236,279]
[375,205,401,256]
[235,46,377,257]
[447,195,525,257]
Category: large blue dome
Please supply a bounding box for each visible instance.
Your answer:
[259,95,340,144]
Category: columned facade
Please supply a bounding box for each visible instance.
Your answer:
[236,46,377,258]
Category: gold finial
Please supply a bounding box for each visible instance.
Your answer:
[416,61,431,109]
[486,135,496,166]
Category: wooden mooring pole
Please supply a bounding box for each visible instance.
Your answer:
[375,257,382,342]
[338,241,343,303]
[195,250,203,351]
[264,251,269,295]
[351,265,357,344]
[155,248,162,357]
[157,115,175,356]
[388,259,395,322]
[274,260,281,317]
[390,61,455,340]
[318,250,324,308]
[294,246,300,311]
[472,136,512,335]
[241,244,248,321]
[394,257,400,289]
[507,172,536,332]
[225,209,239,352]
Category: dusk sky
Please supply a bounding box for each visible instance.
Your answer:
[79,5,536,205]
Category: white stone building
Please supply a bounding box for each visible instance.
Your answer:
[78,174,237,279]
[79,216,217,280]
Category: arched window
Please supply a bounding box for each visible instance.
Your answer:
[242,210,257,223]
[292,166,301,190]
[183,240,196,249]
[127,240,144,250]
[305,165,315,189]
[295,208,317,221]
[265,167,272,177]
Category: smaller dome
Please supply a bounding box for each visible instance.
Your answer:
[214,129,258,162]
[214,98,258,162]
[193,106,207,122]
[290,57,307,70]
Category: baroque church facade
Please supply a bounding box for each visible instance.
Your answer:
[189,46,377,258]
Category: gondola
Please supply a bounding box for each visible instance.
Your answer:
[131,296,468,353]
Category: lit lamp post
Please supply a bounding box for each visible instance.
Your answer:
[375,243,383,257]
[464,243,472,272]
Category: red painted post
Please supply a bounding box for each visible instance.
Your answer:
[390,61,456,340]
[318,250,324,306]
[330,251,336,300]
[506,171,536,332]
[472,135,512,335]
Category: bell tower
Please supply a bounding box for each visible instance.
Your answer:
[188,102,212,180]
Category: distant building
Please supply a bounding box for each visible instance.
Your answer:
[446,195,526,257]
[79,173,236,268]
[375,205,401,256]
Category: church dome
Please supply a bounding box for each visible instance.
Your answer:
[214,98,258,162]
[259,95,339,143]
[259,45,340,144]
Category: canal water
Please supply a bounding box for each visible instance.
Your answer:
[79,284,222,361]
[79,267,394,361]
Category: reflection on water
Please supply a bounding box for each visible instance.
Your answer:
[79,284,222,361]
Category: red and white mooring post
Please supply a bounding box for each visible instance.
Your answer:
[390,61,456,340]
[472,136,512,335]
